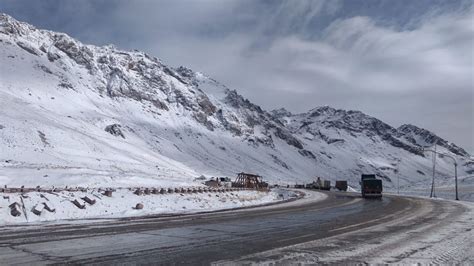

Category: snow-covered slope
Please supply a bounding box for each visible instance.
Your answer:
[0,13,471,189]
[271,106,473,187]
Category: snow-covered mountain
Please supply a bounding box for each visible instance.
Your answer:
[0,13,471,189]
[272,107,472,185]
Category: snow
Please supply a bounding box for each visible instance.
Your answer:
[0,188,304,225]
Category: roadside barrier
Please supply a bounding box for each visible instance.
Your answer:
[1,186,263,194]
[43,202,55,213]
[9,202,22,217]
[1,186,268,217]
[71,199,85,209]
[31,203,44,216]
[81,196,96,205]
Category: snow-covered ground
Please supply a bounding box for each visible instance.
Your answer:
[384,174,474,202]
[0,188,303,225]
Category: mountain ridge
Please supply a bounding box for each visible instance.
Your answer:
[0,13,471,189]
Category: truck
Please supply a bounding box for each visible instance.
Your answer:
[321,180,331,190]
[205,177,232,188]
[360,174,382,198]
[217,177,232,188]
[306,177,331,190]
[335,180,348,191]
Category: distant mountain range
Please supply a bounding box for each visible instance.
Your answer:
[0,13,471,189]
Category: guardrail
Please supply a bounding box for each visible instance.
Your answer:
[0,186,261,194]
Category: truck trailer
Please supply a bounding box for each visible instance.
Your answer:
[335,180,348,191]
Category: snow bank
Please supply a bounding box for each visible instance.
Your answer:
[0,188,299,225]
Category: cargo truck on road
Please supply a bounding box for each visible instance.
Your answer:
[335,180,348,191]
[360,174,382,198]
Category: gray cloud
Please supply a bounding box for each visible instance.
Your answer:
[0,0,472,152]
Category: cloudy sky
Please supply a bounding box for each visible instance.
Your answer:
[1,0,473,152]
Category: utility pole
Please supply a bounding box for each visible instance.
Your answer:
[423,143,459,201]
[397,174,399,195]
[430,143,437,198]
[454,161,458,200]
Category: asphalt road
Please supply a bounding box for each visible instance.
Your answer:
[0,190,471,265]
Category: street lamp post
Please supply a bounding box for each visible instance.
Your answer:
[397,174,399,195]
[422,144,437,198]
[454,161,458,200]
[422,146,459,201]
[430,144,437,198]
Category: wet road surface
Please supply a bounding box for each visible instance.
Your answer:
[0,191,470,265]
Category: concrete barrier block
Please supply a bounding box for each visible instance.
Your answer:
[81,196,96,205]
[71,199,85,209]
[9,202,21,217]
[43,202,55,212]
[31,204,44,216]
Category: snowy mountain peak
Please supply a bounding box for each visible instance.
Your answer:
[397,124,469,157]
[301,106,394,134]
[271,108,293,119]
[0,13,35,36]
[308,105,338,115]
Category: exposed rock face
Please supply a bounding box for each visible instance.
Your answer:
[271,108,293,119]
[274,127,303,149]
[54,34,95,71]
[197,95,216,115]
[105,124,125,138]
[16,41,40,55]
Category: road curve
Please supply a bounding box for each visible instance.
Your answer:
[0,190,472,265]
